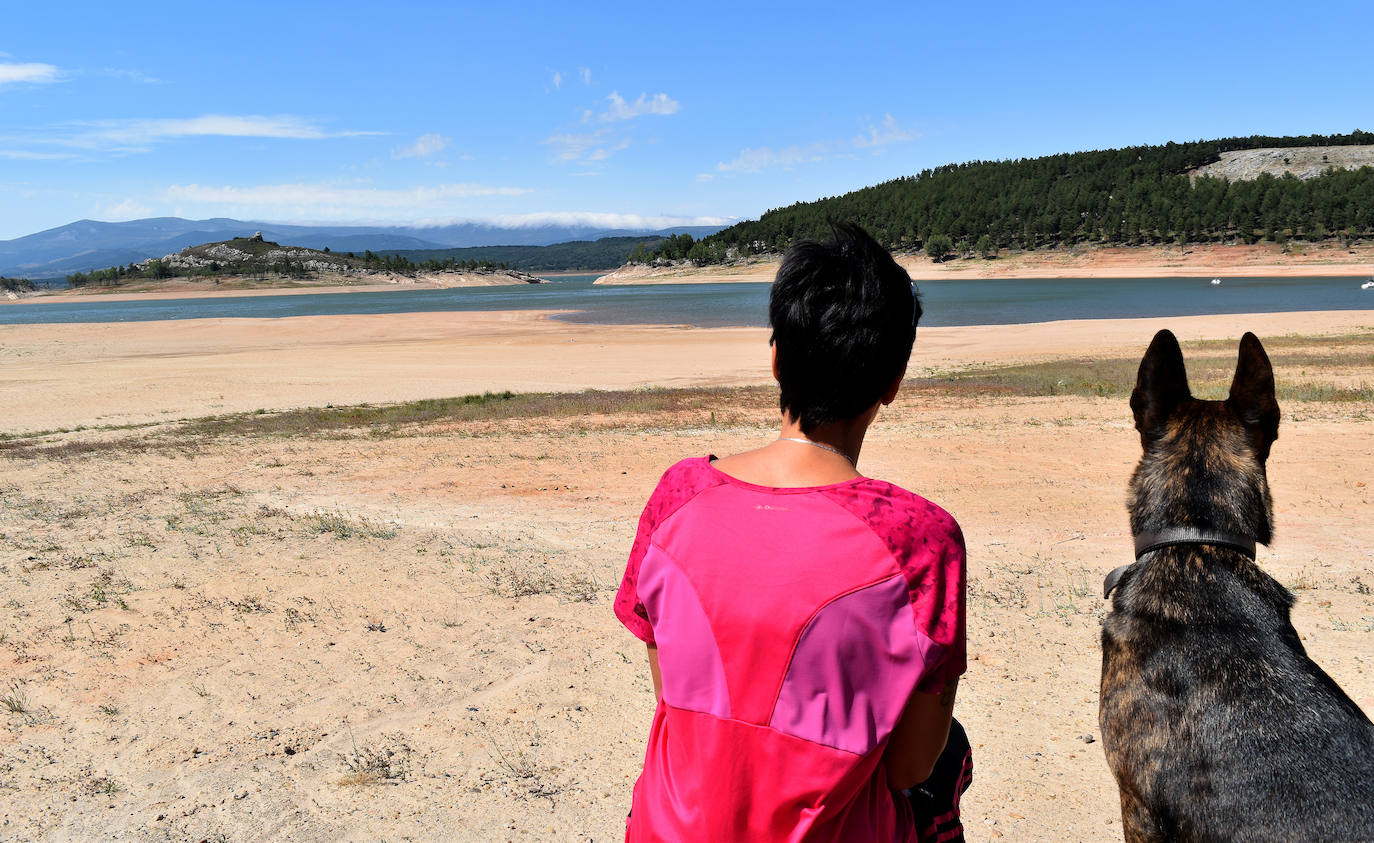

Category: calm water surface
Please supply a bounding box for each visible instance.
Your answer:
[2,274,1371,328]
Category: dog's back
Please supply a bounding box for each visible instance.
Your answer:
[1100,330,1374,841]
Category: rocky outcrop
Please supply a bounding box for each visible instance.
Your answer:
[1189,145,1374,182]
[138,244,355,274]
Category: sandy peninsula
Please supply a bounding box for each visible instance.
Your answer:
[597,242,1374,285]
[1,308,1371,841]
[12,270,545,305]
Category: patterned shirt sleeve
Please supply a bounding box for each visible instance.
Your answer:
[908,510,966,694]
[613,458,719,645]
[613,484,661,644]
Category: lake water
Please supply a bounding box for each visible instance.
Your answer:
[1,273,1371,328]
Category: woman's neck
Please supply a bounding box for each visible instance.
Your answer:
[777,413,872,468]
[710,410,877,488]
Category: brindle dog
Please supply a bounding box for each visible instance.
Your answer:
[1100,329,1374,842]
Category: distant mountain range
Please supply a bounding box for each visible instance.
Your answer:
[0,217,725,279]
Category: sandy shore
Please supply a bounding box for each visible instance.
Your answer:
[9,271,544,305]
[597,243,1374,284]
[2,309,1371,841]
[2,309,1371,435]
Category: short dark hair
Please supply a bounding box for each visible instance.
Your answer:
[769,222,920,433]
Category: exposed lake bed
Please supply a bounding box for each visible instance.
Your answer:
[3,267,1372,842]
[1,325,1370,841]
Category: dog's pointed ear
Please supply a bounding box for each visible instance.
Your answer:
[1228,332,1280,460]
[1131,329,1190,443]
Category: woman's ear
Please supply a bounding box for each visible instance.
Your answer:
[771,342,781,383]
[880,364,908,406]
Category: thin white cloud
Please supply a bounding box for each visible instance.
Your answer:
[163,181,532,221]
[0,114,383,156]
[579,67,592,85]
[716,142,828,173]
[586,137,631,161]
[100,199,154,220]
[0,62,60,87]
[854,114,917,148]
[710,116,917,177]
[542,127,631,163]
[82,114,378,145]
[392,132,450,159]
[102,68,162,84]
[552,71,563,89]
[0,149,74,160]
[600,91,679,122]
[484,211,730,229]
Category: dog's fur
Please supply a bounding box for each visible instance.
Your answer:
[1100,329,1374,842]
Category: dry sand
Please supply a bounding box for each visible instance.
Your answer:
[15,271,543,305]
[1,309,1372,842]
[597,243,1374,284]
[2,309,1371,435]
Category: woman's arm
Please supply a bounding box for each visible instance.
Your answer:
[884,678,958,791]
[646,643,662,700]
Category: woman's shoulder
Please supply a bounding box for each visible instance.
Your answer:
[637,456,725,522]
[652,455,720,493]
[822,477,964,551]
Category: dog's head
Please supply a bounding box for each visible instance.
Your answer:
[1127,329,1279,542]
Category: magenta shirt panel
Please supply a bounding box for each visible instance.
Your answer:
[650,481,900,724]
[637,544,732,719]
[769,573,938,755]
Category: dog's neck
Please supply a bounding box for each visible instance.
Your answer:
[1127,425,1275,546]
[1105,527,1258,598]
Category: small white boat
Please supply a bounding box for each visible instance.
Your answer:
[1210,278,1222,286]
[1362,280,1374,290]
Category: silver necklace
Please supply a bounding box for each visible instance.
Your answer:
[777,437,855,466]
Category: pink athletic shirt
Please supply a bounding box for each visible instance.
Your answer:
[614,456,966,842]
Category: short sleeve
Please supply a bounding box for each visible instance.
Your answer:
[613,494,660,644]
[612,458,721,645]
[910,517,966,694]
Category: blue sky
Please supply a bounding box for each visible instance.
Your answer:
[2,0,1371,240]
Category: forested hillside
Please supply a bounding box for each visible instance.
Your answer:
[645,131,1374,264]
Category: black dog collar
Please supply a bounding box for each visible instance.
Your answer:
[1104,528,1258,598]
[1132,528,1257,561]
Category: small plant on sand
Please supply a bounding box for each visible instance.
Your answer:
[338,728,413,785]
[282,606,310,632]
[124,532,156,549]
[483,724,562,803]
[488,732,538,781]
[86,775,123,797]
[97,703,121,718]
[302,511,399,540]
[2,680,49,725]
[1287,566,1320,592]
[2,681,28,716]
[487,567,601,603]
[228,595,270,614]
